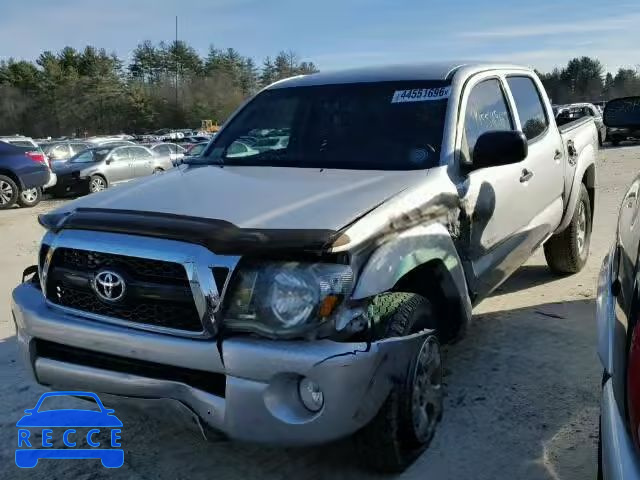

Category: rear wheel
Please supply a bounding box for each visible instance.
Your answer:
[0,175,19,210]
[152,168,164,174]
[544,183,591,274]
[354,293,443,473]
[88,175,107,193]
[17,187,42,208]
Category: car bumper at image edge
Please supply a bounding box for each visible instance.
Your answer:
[11,282,430,446]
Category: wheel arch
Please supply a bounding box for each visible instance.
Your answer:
[556,153,597,234]
[352,222,472,342]
[90,173,108,188]
[583,163,596,223]
[0,168,24,189]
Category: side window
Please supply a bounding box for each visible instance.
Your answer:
[71,143,88,154]
[51,145,69,159]
[154,144,171,155]
[129,147,152,160]
[110,148,129,162]
[463,79,513,162]
[506,76,549,141]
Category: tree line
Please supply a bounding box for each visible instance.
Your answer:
[0,42,317,137]
[1,46,639,138]
[536,56,640,105]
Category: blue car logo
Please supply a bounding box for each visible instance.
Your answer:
[16,391,123,468]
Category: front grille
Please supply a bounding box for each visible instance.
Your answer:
[35,339,226,397]
[57,248,187,284]
[46,248,203,332]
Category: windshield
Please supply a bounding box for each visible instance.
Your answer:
[198,81,450,170]
[70,148,110,163]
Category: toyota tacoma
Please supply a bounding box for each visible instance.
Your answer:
[12,62,597,472]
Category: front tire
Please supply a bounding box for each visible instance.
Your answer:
[354,293,443,473]
[88,175,107,193]
[0,175,19,210]
[544,183,592,274]
[17,187,42,208]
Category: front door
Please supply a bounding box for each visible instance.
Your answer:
[457,76,542,299]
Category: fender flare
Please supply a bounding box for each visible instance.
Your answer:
[556,145,596,234]
[352,222,472,338]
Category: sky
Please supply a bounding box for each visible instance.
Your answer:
[1,0,639,74]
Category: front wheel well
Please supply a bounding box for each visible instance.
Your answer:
[392,259,468,342]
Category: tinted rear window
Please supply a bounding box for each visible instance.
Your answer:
[507,76,549,141]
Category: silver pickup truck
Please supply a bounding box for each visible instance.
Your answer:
[11,62,597,472]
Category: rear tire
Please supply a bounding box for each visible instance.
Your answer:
[354,293,443,473]
[0,175,18,210]
[153,168,164,174]
[17,187,42,208]
[544,183,591,274]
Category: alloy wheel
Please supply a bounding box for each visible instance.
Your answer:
[0,180,14,205]
[411,336,443,443]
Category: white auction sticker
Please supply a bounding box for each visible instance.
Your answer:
[391,87,451,103]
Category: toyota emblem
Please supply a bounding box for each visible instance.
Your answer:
[92,270,126,302]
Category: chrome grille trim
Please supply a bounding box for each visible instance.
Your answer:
[40,229,240,338]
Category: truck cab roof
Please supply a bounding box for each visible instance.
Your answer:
[268,62,531,89]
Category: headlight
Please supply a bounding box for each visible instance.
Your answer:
[223,262,354,338]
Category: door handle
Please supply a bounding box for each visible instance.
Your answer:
[554,150,563,160]
[520,169,534,183]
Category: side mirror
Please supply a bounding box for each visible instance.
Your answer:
[603,97,640,128]
[469,130,528,170]
[105,158,113,165]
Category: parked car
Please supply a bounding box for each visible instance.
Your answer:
[597,96,640,479]
[143,142,186,166]
[0,141,50,209]
[0,136,57,189]
[51,144,173,196]
[555,103,607,145]
[42,141,90,168]
[13,62,597,472]
[85,136,136,147]
[603,96,640,146]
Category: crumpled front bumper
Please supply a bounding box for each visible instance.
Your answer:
[12,282,431,446]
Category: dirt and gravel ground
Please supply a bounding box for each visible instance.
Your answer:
[1,145,638,480]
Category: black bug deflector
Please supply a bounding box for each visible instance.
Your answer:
[39,208,344,255]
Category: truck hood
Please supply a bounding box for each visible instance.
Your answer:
[55,164,426,231]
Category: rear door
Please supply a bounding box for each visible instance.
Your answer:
[128,147,154,177]
[505,75,565,240]
[105,147,133,183]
